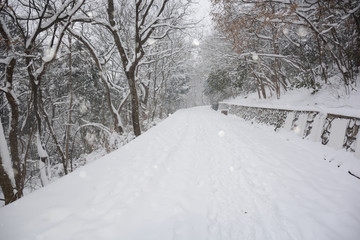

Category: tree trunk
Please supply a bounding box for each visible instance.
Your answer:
[317,37,328,84]
[272,27,281,99]
[4,58,22,198]
[64,35,73,174]
[0,158,15,205]
[127,70,141,136]
[0,119,16,205]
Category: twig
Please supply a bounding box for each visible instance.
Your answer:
[348,171,360,180]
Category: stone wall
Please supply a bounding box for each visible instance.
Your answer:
[219,103,360,158]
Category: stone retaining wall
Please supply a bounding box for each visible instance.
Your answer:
[219,103,360,159]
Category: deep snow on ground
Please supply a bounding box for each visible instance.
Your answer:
[224,83,360,118]
[1,107,360,240]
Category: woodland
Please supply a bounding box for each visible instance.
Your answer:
[0,0,359,206]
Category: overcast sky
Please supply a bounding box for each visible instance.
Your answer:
[195,0,211,19]
[192,0,212,33]
[199,0,211,22]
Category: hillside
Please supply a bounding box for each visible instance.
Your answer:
[224,83,360,118]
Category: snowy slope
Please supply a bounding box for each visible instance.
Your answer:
[0,107,359,240]
[224,84,360,118]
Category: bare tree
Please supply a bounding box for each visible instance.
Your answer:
[87,0,193,136]
[0,0,85,195]
[211,0,360,97]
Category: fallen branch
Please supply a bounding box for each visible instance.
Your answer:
[348,171,360,180]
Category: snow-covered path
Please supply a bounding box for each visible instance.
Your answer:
[1,107,360,240]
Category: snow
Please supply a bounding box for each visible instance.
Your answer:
[308,114,326,142]
[224,83,360,118]
[293,113,307,137]
[38,161,49,186]
[147,38,157,45]
[40,0,82,30]
[36,134,48,159]
[251,52,259,61]
[79,101,88,114]
[327,119,347,150]
[1,107,360,240]
[297,26,308,37]
[282,28,289,35]
[218,130,225,137]
[283,112,294,131]
[192,39,200,46]
[356,131,360,159]
[36,134,50,186]
[42,48,56,62]
[0,56,12,65]
[111,105,123,129]
[0,119,15,188]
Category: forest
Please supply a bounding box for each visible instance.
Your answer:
[1,0,359,206]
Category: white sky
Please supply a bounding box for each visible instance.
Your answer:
[192,0,212,29]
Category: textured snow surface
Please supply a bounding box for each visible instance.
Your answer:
[293,113,308,137]
[327,119,348,150]
[309,114,326,142]
[1,107,360,240]
[283,112,294,131]
[224,84,360,118]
